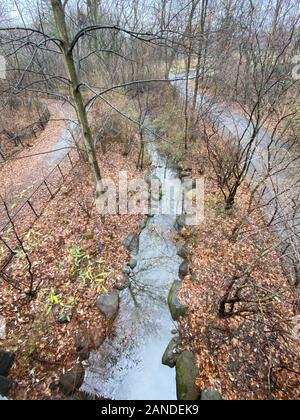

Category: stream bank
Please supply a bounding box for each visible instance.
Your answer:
[81,125,200,400]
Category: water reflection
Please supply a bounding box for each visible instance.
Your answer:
[83,129,183,400]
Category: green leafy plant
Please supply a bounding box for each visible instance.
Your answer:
[67,247,109,292]
[43,288,76,323]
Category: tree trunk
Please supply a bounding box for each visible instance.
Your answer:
[50,0,104,204]
[192,0,209,111]
[184,0,199,150]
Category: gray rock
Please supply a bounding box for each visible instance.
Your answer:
[59,364,85,396]
[144,172,161,186]
[183,180,195,194]
[123,234,140,254]
[179,167,192,180]
[140,218,148,231]
[176,162,184,172]
[96,290,119,321]
[176,352,200,400]
[179,261,189,279]
[77,349,90,362]
[168,281,188,321]
[144,172,152,186]
[0,351,15,377]
[0,376,12,397]
[68,391,108,401]
[115,274,130,291]
[162,337,180,368]
[179,171,192,180]
[122,264,131,275]
[92,329,106,349]
[76,333,92,362]
[175,214,186,232]
[201,389,223,400]
[145,173,163,202]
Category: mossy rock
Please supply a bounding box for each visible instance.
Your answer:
[128,259,138,270]
[177,246,189,259]
[162,337,180,368]
[176,351,200,400]
[201,389,223,400]
[140,218,148,231]
[168,281,188,321]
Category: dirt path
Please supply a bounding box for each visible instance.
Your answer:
[173,75,300,254]
[0,101,75,231]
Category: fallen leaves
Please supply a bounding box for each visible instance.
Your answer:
[0,130,145,400]
[178,143,300,400]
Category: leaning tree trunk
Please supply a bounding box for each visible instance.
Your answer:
[51,0,104,205]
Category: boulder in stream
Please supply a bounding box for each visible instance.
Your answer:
[179,261,189,279]
[115,273,130,291]
[175,214,186,232]
[144,172,161,186]
[140,218,148,231]
[0,376,12,397]
[162,337,180,368]
[201,389,223,400]
[76,332,92,361]
[0,351,15,377]
[123,234,140,254]
[177,246,189,260]
[179,167,192,180]
[97,290,120,321]
[168,281,188,321]
[176,351,200,400]
[59,364,85,396]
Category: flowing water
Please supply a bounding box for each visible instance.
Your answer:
[83,129,183,400]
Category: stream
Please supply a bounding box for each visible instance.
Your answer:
[82,128,183,400]
[81,73,298,399]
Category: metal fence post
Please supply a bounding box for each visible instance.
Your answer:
[57,164,64,179]
[44,180,54,199]
[27,200,39,218]
[0,235,16,255]
[67,152,73,167]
